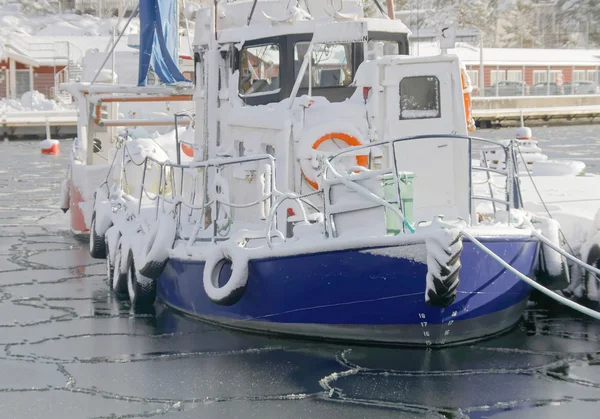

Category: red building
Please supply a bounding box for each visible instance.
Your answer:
[451,45,600,91]
[1,35,135,101]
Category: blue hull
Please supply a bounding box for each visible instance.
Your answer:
[157,237,539,346]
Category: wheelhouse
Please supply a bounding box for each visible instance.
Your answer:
[193,3,410,105]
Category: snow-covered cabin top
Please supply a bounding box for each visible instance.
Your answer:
[193,0,411,46]
[192,0,412,105]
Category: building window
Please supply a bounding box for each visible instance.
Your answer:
[15,70,31,98]
[294,42,353,88]
[490,70,506,85]
[507,70,523,82]
[399,76,441,120]
[588,70,599,82]
[466,70,478,88]
[239,44,281,97]
[549,70,563,84]
[573,70,587,82]
[533,70,548,84]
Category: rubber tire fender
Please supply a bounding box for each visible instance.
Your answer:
[89,212,107,259]
[138,216,177,279]
[203,246,248,306]
[584,244,600,302]
[126,250,157,311]
[105,236,114,286]
[112,238,129,294]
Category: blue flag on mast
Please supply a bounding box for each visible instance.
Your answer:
[138,0,187,86]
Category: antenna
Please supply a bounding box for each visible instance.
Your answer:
[247,0,259,26]
[520,109,524,128]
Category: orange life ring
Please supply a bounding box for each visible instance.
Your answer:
[301,132,368,189]
[181,143,194,157]
[461,69,476,133]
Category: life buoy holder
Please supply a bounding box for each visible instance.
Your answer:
[460,69,476,133]
[301,132,368,189]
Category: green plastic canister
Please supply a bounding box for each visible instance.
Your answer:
[382,172,415,235]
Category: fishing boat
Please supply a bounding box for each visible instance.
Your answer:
[62,0,600,346]
[60,0,196,234]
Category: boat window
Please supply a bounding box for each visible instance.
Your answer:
[294,42,353,88]
[239,44,281,97]
[399,76,441,120]
[367,40,400,56]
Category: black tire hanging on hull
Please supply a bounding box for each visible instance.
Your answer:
[426,233,462,308]
[138,216,176,280]
[89,212,107,259]
[127,250,157,311]
[112,239,129,295]
[105,236,114,287]
[583,244,600,307]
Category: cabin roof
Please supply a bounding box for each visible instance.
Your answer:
[193,0,411,48]
[200,18,409,46]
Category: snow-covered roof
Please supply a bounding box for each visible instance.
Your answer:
[0,35,135,66]
[0,3,140,38]
[414,42,600,67]
[0,44,40,67]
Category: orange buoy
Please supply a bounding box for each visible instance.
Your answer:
[40,121,59,155]
[40,139,60,155]
[181,143,194,157]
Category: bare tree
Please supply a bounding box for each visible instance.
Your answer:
[502,0,541,47]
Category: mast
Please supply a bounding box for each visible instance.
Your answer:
[386,0,395,20]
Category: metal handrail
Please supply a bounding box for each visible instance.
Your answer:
[130,148,285,245]
[324,134,519,228]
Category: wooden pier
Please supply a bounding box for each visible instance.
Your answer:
[473,105,600,127]
[472,95,600,127]
[2,100,600,138]
[1,111,77,139]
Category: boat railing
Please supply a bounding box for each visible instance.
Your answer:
[324,134,520,230]
[173,111,195,165]
[133,153,278,240]
[126,147,315,248]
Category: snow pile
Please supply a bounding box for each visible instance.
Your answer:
[0,91,65,113]
[0,2,140,37]
[40,138,59,149]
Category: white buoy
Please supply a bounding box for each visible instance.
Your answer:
[515,110,532,140]
[40,119,59,155]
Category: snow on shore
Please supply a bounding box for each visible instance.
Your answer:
[0,91,67,113]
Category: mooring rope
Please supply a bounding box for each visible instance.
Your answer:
[460,228,600,321]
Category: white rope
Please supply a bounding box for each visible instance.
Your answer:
[461,229,600,321]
